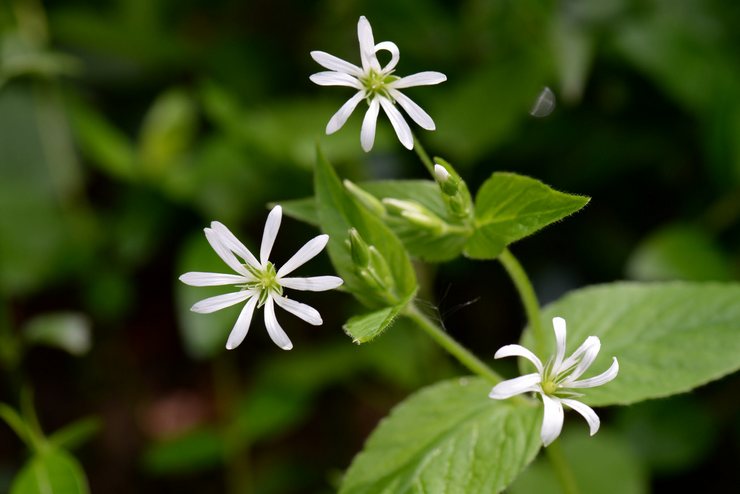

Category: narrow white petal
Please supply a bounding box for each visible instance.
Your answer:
[310,50,362,76]
[225,296,258,350]
[568,357,619,389]
[276,235,329,277]
[326,92,365,134]
[379,97,413,149]
[561,399,600,436]
[279,276,344,292]
[273,296,322,326]
[560,336,601,381]
[260,205,282,264]
[191,291,251,314]
[541,394,565,447]
[374,41,399,73]
[488,373,542,400]
[357,16,379,71]
[493,344,544,373]
[552,317,567,370]
[361,98,380,152]
[204,228,250,277]
[210,221,260,268]
[264,297,293,350]
[390,89,435,130]
[179,272,250,287]
[309,71,362,88]
[390,71,447,89]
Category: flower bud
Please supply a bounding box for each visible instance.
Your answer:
[347,228,370,268]
[434,163,459,196]
[344,179,386,217]
[382,198,446,233]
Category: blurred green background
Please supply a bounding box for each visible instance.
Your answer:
[1,0,739,492]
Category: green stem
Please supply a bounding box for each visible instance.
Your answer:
[546,440,581,494]
[498,248,546,356]
[404,303,501,383]
[412,134,436,175]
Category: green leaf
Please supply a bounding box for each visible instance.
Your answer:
[360,180,471,262]
[510,429,648,494]
[465,172,589,259]
[142,428,225,475]
[314,147,417,308]
[340,378,541,494]
[138,88,197,178]
[274,197,319,227]
[67,94,136,180]
[523,282,740,406]
[11,450,90,494]
[22,313,92,356]
[344,304,406,344]
[48,417,101,451]
[626,224,732,281]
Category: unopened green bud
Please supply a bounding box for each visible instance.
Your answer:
[434,163,459,196]
[344,180,386,217]
[348,228,370,268]
[368,246,394,290]
[382,198,446,233]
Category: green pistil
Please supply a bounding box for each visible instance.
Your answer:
[244,262,283,306]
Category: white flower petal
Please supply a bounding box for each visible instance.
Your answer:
[561,398,600,436]
[552,317,567,370]
[390,71,447,89]
[326,92,365,134]
[260,205,282,264]
[279,276,344,292]
[541,394,565,447]
[264,296,293,350]
[361,98,380,152]
[191,290,251,314]
[390,89,435,130]
[489,373,542,400]
[273,296,322,326]
[493,344,544,373]
[568,357,619,389]
[209,221,260,269]
[374,41,399,73]
[379,97,413,149]
[310,50,362,76]
[225,296,258,350]
[276,234,329,277]
[179,272,250,287]
[204,229,251,277]
[357,16,379,71]
[560,336,601,381]
[309,71,362,88]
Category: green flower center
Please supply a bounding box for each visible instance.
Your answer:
[244,262,283,306]
[360,69,399,99]
[541,379,558,395]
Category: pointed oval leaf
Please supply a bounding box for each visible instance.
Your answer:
[522,282,740,406]
[11,450,90,494]
[314,147,417,308]
[465,172,589,259]
[340,378,541,494]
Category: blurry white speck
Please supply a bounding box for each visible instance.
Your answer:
[530,86,556,117]
[459,377,470,386]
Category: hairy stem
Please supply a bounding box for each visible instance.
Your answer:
[404,303,501,383]
[498,248,546,355]
[546,440,581,494]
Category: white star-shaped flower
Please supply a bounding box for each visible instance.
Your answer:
[310,15,446,152]
[489,317,619,446]
[179,206,343,351]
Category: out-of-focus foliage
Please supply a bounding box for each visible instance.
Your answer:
[1,0,739,492]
